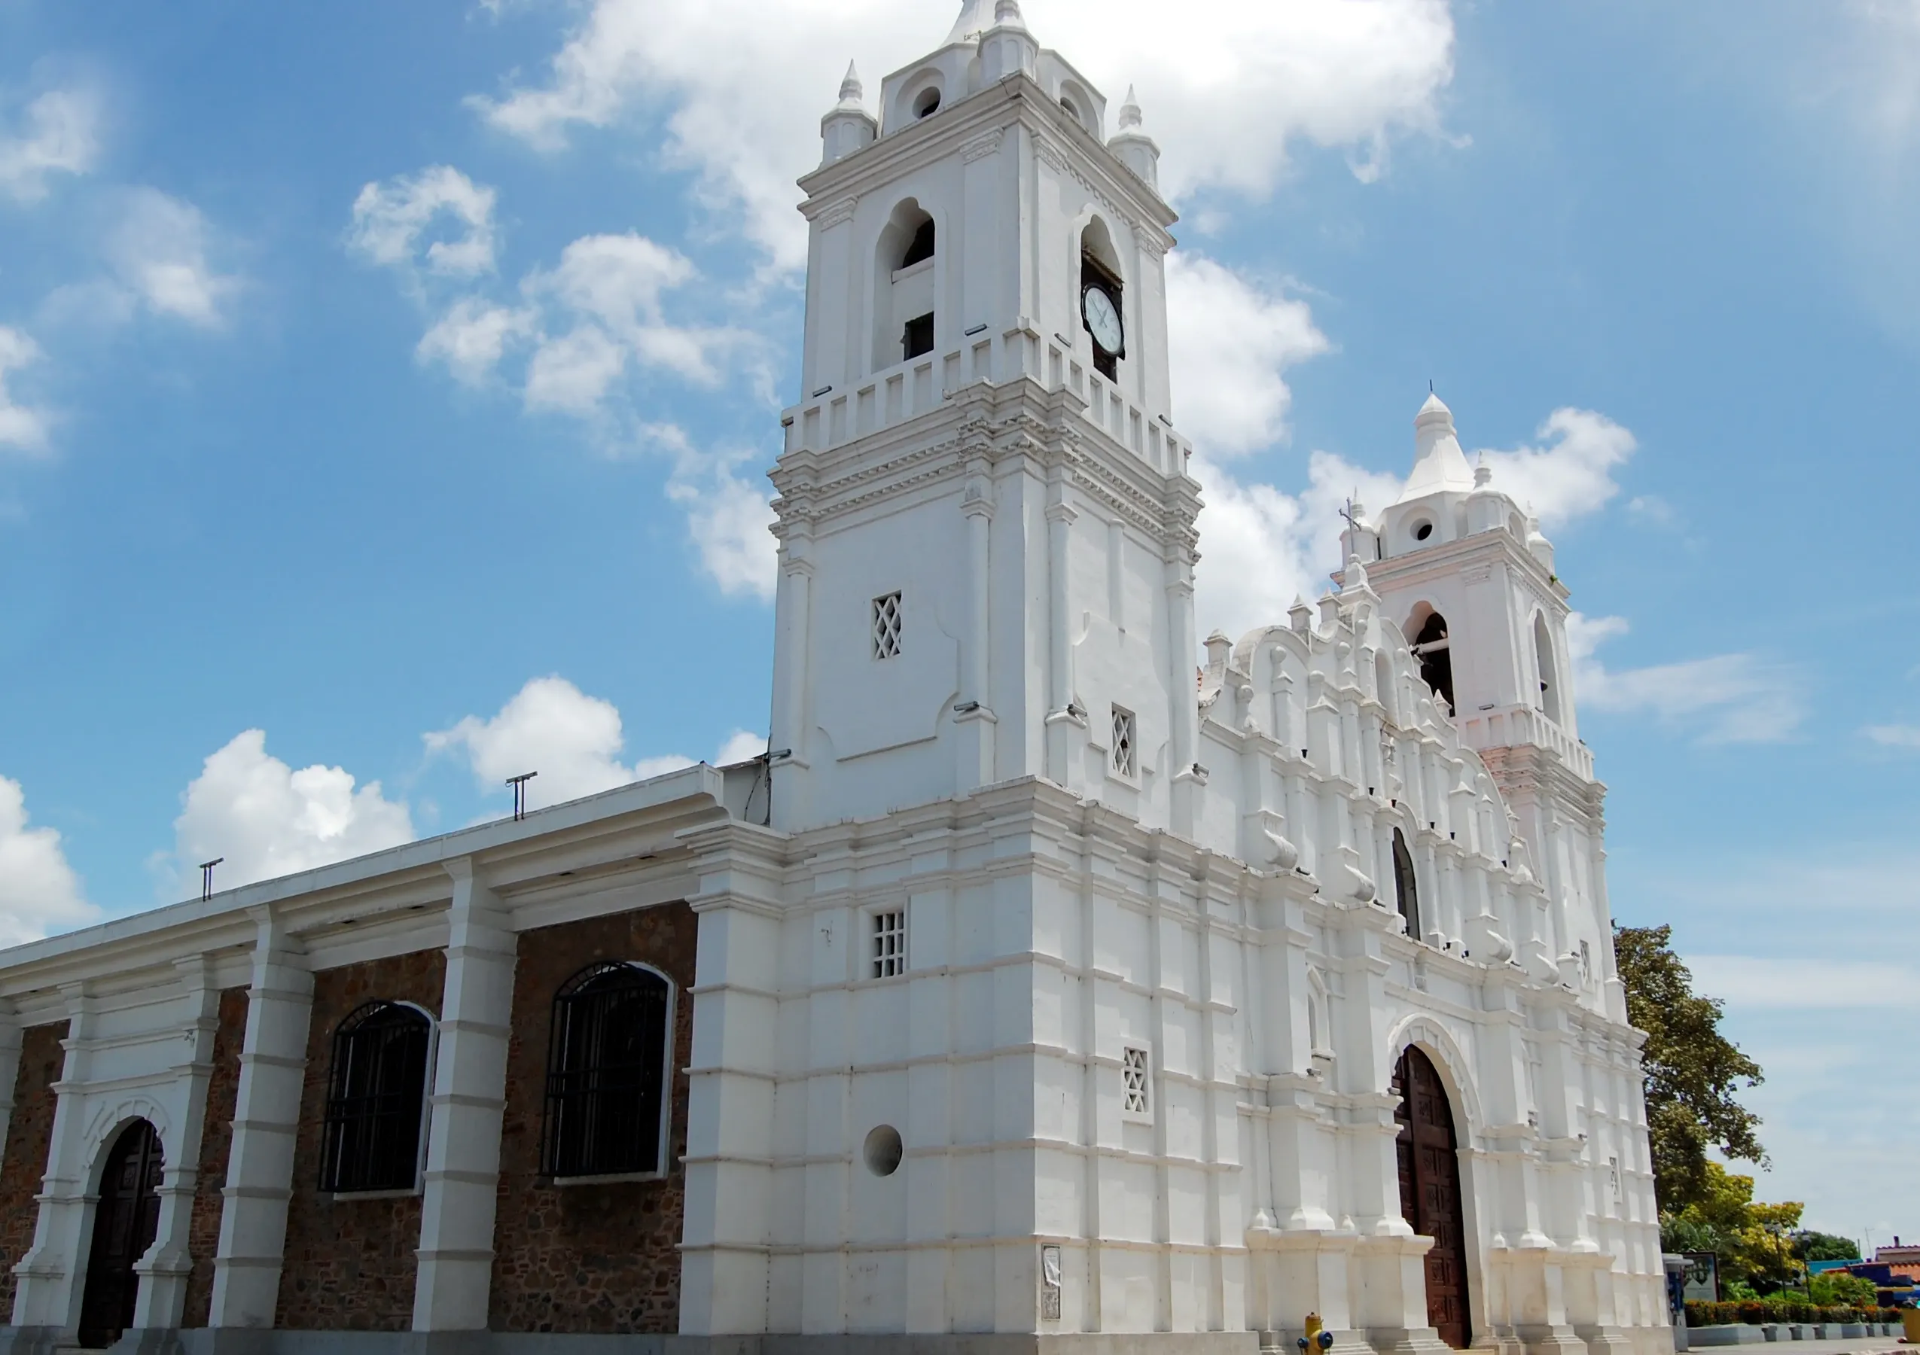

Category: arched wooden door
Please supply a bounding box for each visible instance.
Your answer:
[77,1120,164,1348]
[1394,1046,1471,1348]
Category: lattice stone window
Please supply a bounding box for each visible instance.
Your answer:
[872,908,906,978]
[1121,1044,1150,1116]
[872,591,903,660]
[1111,705,1136,778]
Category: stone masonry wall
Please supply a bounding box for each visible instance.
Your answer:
[488,903,696,1334]
[0,1022,67,1322]
[182,986,248,1328]
[275,949,445,1332]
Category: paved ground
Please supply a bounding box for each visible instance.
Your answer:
[1685,1338,1911,1355]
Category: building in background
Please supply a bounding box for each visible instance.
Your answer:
[0,3,1668,1353]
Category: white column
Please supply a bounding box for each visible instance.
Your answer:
[132,957,223,1329]
[10,984,96,1338]
[412,859,517,1331]
[209,910,313,1328]
[1166,557,1201,835]
[0,1005,21,1184]
[679,825,785,1336]
[1042,492,1083,782]
[955,459,997,790]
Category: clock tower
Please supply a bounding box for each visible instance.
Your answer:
[768,0,1201,834]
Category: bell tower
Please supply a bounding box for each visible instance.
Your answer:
[768,0,1204,834]
[1342,394,1624,1018]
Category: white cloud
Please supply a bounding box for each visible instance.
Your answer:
[1191,448,1400,641]
[1470,408,1637,529]
[469,0,1456,269]
[0,327,51,455]
[426,675,767,809]
[162,730,414,898]
[106,188,237,328]
[660,430,777,599]
[349,165,499,277]
[1864,723,1920,749]
[524,323,628,414]
[1167,254,1329,457]
[715,728,767,764]
[0,775,98,948]
[526,232,746,395]
[416,297,535,385]
[0,87,99,204]
[1568,612,1805,743]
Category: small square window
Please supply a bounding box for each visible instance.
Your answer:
[1121,1044,1150,1117]
[872,908,906,978]
[902,312,934,360]
[873,592,903,660]
[1111,705,1136,779]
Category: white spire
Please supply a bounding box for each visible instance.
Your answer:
[946,0,999,43]
[838,60,864,106]
[993,0,1027,28]
[1109,83,1161,190]
[1396,389,1474,502]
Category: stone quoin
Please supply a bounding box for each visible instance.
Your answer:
[0,4,1667,1353]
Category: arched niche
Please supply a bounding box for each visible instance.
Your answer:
[873,198,937,372]
[1079,215,1124,380]
[1405,603,1454,717]
[1533,612,1561,725]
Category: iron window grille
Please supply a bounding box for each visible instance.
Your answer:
[873,592,903,660]
[872,909,906,978]
[319,1001,432,1194]
[541,962,672,1180]
[1122,1045,1150,1115]
[1111,706,1136,778]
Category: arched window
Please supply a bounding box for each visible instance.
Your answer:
[1533,612,1561,724]
[542,962,673,1179]
[1409,608,1454,716]
[1392,828,1422,942]
[320,1001,432,1193]
[876,200,936,369]
[1079,218,1124,382]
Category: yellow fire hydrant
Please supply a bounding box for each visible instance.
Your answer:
[1297,1313,1333,1352]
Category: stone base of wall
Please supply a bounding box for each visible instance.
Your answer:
[2,1331,1706,1355]
[47,1330,1263,1355]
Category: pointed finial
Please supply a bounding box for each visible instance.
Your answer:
[994,0,1026,27]
[1474,452,1491,488]
[839,60,863,104]
[1119,84,1143,131]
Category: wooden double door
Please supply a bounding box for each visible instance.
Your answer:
[77,1120,165,1348]
[1395,1046,1471,1349]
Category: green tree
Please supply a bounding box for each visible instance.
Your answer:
[1664,1162,1804,1293]
[1809,1272,1878,1308]
[1793,1231,1863,1264]
[1613,924,1765,1210]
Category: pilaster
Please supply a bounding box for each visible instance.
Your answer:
[9,983,97,1337]
[132,957,224,1328]
[412,858,518,1331]
[678,822,788,1336]
[208,910,313,1328]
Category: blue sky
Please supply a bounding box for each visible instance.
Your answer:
[2,0,1916,1245]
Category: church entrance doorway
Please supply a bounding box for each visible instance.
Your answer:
[77,1119,164,1348]
[1394,1046,1470,1349]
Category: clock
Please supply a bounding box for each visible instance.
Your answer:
[1082,283,1124,357]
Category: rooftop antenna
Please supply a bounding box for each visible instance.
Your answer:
[506,771,537,821]
[199,858,223,902]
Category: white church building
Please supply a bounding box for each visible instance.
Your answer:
[0,4,1668,1353]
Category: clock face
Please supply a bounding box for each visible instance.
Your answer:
[1082,284,1123,356]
